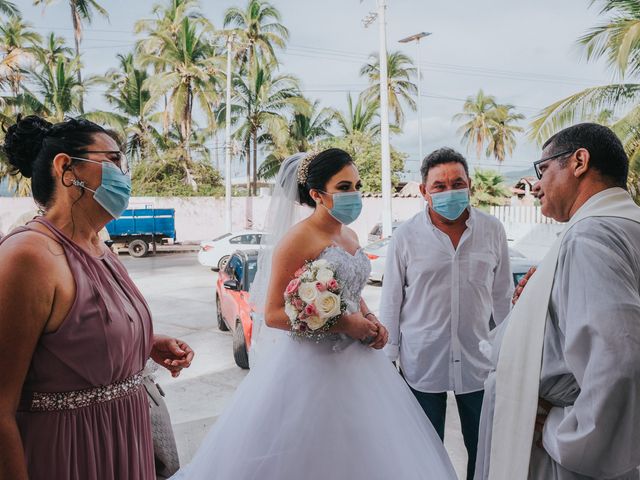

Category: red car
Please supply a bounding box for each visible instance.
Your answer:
[215,249,259,369]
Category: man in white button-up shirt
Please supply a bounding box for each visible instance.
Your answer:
[380,148,513,480]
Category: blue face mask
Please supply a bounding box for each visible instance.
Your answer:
[71,159,131,219]
[321,191,363,225]
[429,188,470,221]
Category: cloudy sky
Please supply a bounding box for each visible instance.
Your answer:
[18,0,614,177]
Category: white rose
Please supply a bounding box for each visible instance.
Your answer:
[285,302,299,321]
[298,282,318,304]
[314,291,342,319]
[306,315,326,331]
[313,259,329,269]
[316,268,334,283]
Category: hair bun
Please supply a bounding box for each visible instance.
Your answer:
[3,115,53,178]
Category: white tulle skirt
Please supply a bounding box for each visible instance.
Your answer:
[171,337,457,480]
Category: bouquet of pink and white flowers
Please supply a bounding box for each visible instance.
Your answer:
[284,258,346,337]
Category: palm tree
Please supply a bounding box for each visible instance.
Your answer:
[232,62,306,194]
[139,16,223,190]
[0,16,41,97]
[486,105,524,163]
[32,33,74,69]
[223,0,288,69]
[86,53,159,163]
[26,56,83,121]
[453,89,498,159]
[33,0,109,112]
[528,0,640,200]
[529,0,640,146]
[287,100,333,152]
[334,93,381,137]
[0,1,18,17]
[258,99,333,180]
[360,50,417,126]
[135,0,206,137]
[470,169,511,208]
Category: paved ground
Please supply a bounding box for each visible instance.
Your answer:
[122,252,469,479]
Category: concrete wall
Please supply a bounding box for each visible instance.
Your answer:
[0,196,426,245]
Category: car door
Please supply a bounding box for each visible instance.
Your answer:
[220,254,242,323]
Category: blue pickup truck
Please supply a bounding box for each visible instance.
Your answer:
[106,208,176,257]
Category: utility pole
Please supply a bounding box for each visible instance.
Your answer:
[399,32,431,164]
[225,33,235,234]
[363,0,393,238]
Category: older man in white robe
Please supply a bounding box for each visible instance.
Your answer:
[475,123,640,480]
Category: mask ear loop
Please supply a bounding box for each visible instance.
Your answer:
[61,164,97,192]
[61,164,79,188]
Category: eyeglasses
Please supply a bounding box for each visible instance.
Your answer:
[71,150,129,174]
[532,150,574,180]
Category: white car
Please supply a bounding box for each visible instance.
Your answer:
[198,231,266,270]
[363,238,390,283]
[363,238,535,286]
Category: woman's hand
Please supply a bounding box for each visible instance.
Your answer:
[151,335,195,378]
[365,314,389,350]
[512,266,537,305]
[341,312,378,341]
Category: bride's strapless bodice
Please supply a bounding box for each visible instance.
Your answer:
[318,245,371,314]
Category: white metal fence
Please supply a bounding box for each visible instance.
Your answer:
[489,205,559,224]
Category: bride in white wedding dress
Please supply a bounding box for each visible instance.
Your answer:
[172,149,457,480]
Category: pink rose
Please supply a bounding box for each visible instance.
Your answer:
[285,278,301,296]
[304,303,318,317]
[316,282,327,292]
[327,279,339,292]
[292,298,305,310]
[294,266,307,277]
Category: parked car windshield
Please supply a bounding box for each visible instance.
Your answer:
[366,238,390,251]
[212,233,232,242]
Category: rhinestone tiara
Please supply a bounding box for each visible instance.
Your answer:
[296,149,321,185]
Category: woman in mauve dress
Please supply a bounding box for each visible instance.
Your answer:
[0,116,194,480]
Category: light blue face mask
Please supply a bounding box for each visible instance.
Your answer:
[71,158,131,219]
[429,188,470,221]
[320,190,363,225]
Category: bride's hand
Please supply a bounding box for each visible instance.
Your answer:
[367,319,388,350]
[341,312,378,341]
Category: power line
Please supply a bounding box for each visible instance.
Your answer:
[24,25,607,89]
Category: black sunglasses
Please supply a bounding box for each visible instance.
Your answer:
[532,150,574,180]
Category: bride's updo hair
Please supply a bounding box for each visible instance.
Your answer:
[3,115,107,208]
[297,148,354,208]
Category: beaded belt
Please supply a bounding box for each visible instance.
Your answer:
[23,373,143,412]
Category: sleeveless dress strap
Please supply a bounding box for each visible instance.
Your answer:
[26,217,114,324]
[0,222,61,246]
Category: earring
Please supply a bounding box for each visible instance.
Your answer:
[72,179,85,187]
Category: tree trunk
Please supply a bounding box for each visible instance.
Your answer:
[213,132,219,171]
[252,128,258,196]
[163,95,169,137]
[181,85,197,192]
[70,1,84,113]
[245,142,251,196]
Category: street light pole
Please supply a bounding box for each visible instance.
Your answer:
[224,34,234,234]
[376,0,392,239]
[399,32,431,164]
[416,38,422,161]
